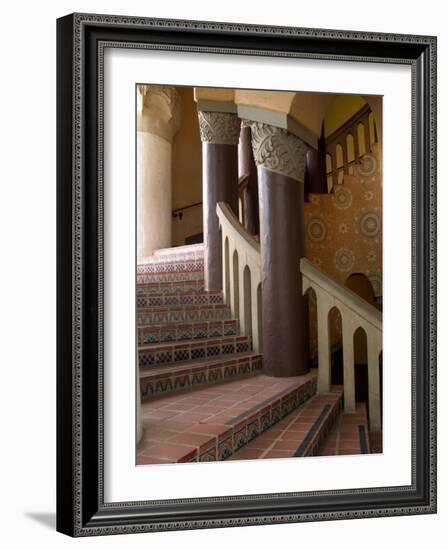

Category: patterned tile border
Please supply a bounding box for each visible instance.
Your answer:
[136,279,205,295]
[136,304,232,325]
[297,393,344,457]
[358,425,369,454]
[195,376,318,462]
[137,259,204,275]
[136,292,222,309]
[137,270,204,284]
[138,319,238,345]
[140,354,263,400]
[139,336,251,368]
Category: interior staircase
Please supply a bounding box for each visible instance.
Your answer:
[137,243,373,464]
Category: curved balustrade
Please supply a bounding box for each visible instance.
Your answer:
[216,202,262,353]
[217,201,383,432]
[301,258,382,432]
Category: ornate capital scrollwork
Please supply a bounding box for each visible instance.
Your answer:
[250,122,307,182]
[137,85,181,142]
[198,111,241,145]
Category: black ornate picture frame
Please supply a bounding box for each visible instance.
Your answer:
[56,13,437,536]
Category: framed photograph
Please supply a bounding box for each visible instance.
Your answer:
[56,13,437,536]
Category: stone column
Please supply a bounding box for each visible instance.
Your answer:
[367,330,382,432]
[239,121,259,235]
[317,298,331,393]
[198,111,240,291]
[251,122,309,377]
[342,313,356,412]
[137,85,181,260]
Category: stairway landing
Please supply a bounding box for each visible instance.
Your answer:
[137,370,317,464]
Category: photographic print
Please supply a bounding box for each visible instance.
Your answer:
[135,85,383,465]
[57,13,436,535]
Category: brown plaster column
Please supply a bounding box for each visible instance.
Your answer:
[238,122,259,235]
[251,122,309,377]
[198,111,240,291]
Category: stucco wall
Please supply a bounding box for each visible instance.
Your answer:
[172,87,203,245]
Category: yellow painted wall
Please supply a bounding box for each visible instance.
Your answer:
[324,95,367,137]
[171,87,203,245]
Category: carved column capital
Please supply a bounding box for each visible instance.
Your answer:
[198,111,241,145]
[137,85,181,142]
[250,121,307,182]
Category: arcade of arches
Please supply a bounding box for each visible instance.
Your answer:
[136,85,383,464]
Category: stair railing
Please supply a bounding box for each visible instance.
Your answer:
[216,202,262,353]
[217,200,383,432]
[301,257,382,432]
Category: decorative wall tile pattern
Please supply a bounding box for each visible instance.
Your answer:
[304,147,382,295]
[304,147,382,358]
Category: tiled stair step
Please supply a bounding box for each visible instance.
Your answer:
[153,243,204,260]
[137,304,231,325]
[137,291,222,309]
[229,390,344,461]
[136,370,318,464]
[139,335,252,368]
[140,352,263,400]
[138,319,238,345]
[137,279,205,295]
[319,402,373,456]
[369,431,383,454]
[137,269,204,285]
[137,259,204,275]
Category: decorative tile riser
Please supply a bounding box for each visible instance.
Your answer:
[137,280,205,295]
[138,319,238,345]
[137,260,204,275]
[151,252,204,262]
[139,337,251,368]
[193,378,318,462]
[137,270,204,285]
[141,355,263,400]
[302,396,344,457]
[137,305,232,325]
[136,292,222,309]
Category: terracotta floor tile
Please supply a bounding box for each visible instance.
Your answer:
[230,448,262,460]
[271,440,302,451]
[168,432,214,448]
[187,423,228,435]
[142,442,197,461]
[338,448,362,455]
[136,456,171,465]
[263,450,293,459]
[279,431,308,441]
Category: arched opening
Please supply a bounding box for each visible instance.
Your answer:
[232,250,239,319]
[357,122,366,156]
[325,153,333,192]
[345,273,376,306]
[335,143,344,184]
[328,306,343,385]
[238,198,243,224]
[346,133,355,174]
[224,237,230,305]
[257,283,262,352]
[379,350,383,425]
[305,287,317,367]
[243,266,252,339]
[353,327,369,405]
[368,111,377,149]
